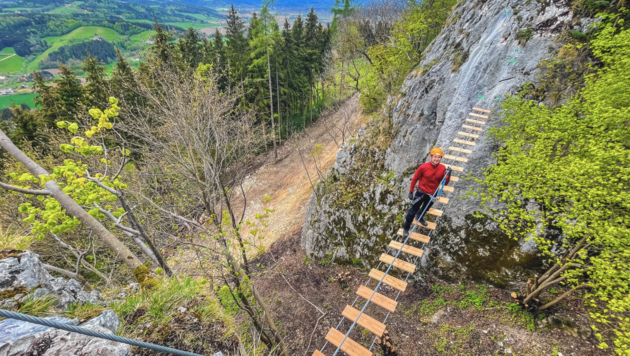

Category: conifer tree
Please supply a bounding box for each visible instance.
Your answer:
[55,65,84,124]
[225,4,250,83]
[82,53,108,109]
[179,27,203,69]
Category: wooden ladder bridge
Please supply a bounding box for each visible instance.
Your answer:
[311,107,492,356]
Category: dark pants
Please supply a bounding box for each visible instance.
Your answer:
[403,190,434,231]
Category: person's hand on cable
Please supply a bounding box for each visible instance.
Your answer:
[445,167,452,179]
[408,191,414,201]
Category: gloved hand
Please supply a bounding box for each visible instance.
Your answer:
[408,192,414,201]
[445,167,452,178]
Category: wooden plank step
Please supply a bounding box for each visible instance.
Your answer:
[389,241,424,258]
[437,196,449,204]
[469,112,489,119]
[325,328,372,356]
[312,350,325,356]
[357,285,398,312]
[473,107,491,113]
[444,154,468,163]
[413,219,437,230]
[397,228,431,243]
[450,176,460,182]
[379,254,416,274]
[462,124,482,132]
[454,138,476,146]
[466,118,486,125]
[427,208,443,216]
[443,186,454,193]
[457,131,480,139]
[449,146,472,154]
[444,164,465,172]
[342,305,387,337]
[369,269,407,292]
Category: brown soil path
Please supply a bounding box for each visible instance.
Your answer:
[235,95,365,254]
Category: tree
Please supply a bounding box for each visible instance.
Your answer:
[82,53,108,109]
[0,99,148,281]
[179,27,203,69]
[249,4,279,158]
[225,4,250,84]
[474,21,630,353]
[119,66,289,355]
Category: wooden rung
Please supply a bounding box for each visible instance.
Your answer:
[413,219,437,230]
[313,351,325,356]
[457,131,480,139]
[443,186,454,193]
[427,208,443,216]
[450,176,460,182]
[466,118,486,125]
[357,285,398,312]
[444,154,468,163]
[469,112,489,119]
[444,164,464,172]
[325,328,373,356]
[342,305,387,337]
[449,146,472,154]
[437,196,449,204]
[397,229,431,243]
[454,138,476,146]
[462,124,482,132]
[369,269,407,292]
[389,241,424,258]
[379,254,416,274]
[473,107,491,113]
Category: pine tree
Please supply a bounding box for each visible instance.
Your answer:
[225,4,249,84]
[82,53,108,109]
[179,27,203,69]
[8,105,45,147]
[32,71,58,128]
[151,18,174,64]
[51,64,84,126]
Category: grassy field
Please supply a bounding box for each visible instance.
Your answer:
[125,19,154,25]
[0,48,25,74]
[28,26,127,72]
[47,1,87,15]
[0,93,38,109]
[164,22,212,30]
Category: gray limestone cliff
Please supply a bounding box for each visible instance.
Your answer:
[302,0,597,287]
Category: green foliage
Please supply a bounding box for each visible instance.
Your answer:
[65,301,105,322]
[506,303,536,331]
[9,97,129,240]
[112,276,214,326]
[14,295,56,318]
[474,18,630,353]
[516,28,533,45]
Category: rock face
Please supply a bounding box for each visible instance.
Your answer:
[0,251,101,309]
[302,0,591,286]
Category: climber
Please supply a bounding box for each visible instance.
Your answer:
[403,147,451,236]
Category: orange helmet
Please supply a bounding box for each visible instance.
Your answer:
[430,147,444,157]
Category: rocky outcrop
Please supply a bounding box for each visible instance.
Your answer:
[0,316,129,356]
[0,251,101,309]
[302,0,594,286]
[0,251,129,356]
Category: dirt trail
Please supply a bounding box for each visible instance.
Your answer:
[234,95,365,254]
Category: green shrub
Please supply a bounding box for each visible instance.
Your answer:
[516,28,533,45]
[66,301,105,322]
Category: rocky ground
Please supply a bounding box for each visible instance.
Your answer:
[252,231,608,356]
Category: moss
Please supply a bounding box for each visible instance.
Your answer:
[0,286,28,300]
[133,264,158,291]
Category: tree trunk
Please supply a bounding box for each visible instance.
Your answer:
[340,60,344,100]
[310,84,313,125]
[276,61,281,143]
[267,52,276,159]
[0,129,144,279]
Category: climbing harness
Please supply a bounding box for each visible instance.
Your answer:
[312,106,491,356]
[0,309,205,356]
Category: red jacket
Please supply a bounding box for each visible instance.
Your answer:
[410,162,450,194]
